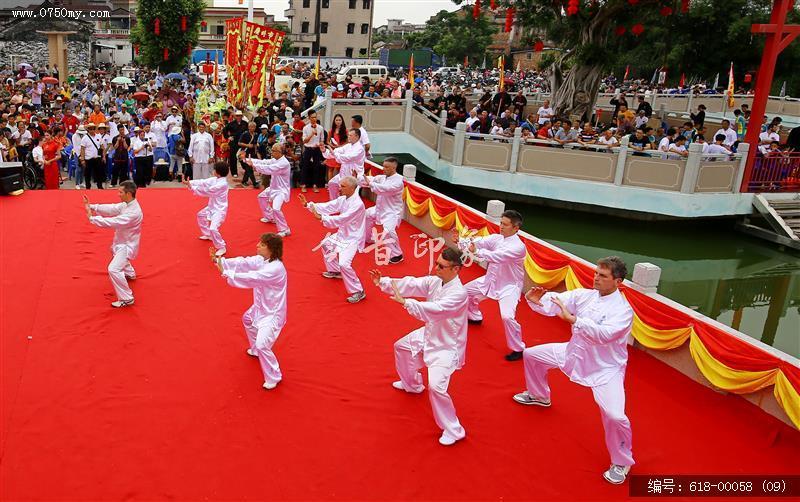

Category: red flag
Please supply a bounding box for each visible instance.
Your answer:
[490,0,496,9]
[473,0,481,20]
[679,73,686,87]
[464,55,468,68]
[504,7,515,32]
[623,65,630,80]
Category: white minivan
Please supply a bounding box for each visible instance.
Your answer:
[432,66,460,77]
[336,64,389,83]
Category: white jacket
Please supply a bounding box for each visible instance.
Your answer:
[89,200,143,259]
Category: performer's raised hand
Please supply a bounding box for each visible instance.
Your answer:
[369,269,382,286]
[525,286,547,305]
[552,297,576,324]
[209,246,218,262]
[181,177,191,187]
[390,281,406,305]
[311,205,321,220]
[297,193,308,207]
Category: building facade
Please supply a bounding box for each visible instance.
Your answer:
[284,0,374,58]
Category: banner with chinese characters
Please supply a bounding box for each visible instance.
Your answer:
[238,23,284,102]
[224,18,244,105]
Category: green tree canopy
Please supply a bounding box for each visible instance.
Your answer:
[405,9,497,63]
[130,0,204,72]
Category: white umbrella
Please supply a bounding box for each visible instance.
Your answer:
[18,63,32,70]
[25,71,36,78]
[111,76,133,85]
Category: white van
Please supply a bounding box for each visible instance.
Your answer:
[432,66,460,77]
[336,64,389,83]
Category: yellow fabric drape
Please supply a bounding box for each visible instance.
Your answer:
[774,371,800,428]
[689,333,777,394]
[631,315,693,350]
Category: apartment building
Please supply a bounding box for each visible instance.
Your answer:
[284,0,374,58]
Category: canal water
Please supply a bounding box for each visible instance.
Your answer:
[374,154,800,358]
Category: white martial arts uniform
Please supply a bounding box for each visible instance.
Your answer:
[323,141,365,200]
[221,255,288,386]
[459,233,527,352]
[308,192,366,294]
[379,275,469,443]
[362,172,405,259]
[251,156,291,233]
[524,288,635,467]
[89,199,143,302]
[188,131,215,179]
[189,176,229,251]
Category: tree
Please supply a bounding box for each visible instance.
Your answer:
[406,9,497,63]
[130,0,204,72]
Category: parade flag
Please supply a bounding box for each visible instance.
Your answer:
[679,73,685,87]
[712,72,719,90]
[727,62,735,107]
[225,18,244,105]
[314,52,320,79]
[623,65,630,80]
[498,55,505,91]
[780,81,787,97]
[409,53,414,90]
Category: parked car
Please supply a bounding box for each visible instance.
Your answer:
[335,64,389,83]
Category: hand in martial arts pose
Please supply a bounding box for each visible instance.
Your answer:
[183,161,229,256]
[370,247,469,446]
[83,180,143,308]
[322,128,365,200]
[243,143,292,237]
[513,256,635,485]
[360,156,405,264]
[211,233,288,390]
[452,210,527,361]
[299,176,367,304]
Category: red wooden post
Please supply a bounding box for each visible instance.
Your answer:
[740,0,800,192]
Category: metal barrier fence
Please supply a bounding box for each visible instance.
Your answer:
[748,153,800,193]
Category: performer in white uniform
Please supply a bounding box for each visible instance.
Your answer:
[454,210,527,361]
[370,247,469,446]
[361,156,405,264]
[322,128,365,200]
[243,144,292,237]
[213,233,288,390]
[299,176,367,304]
[513,256,635,485]
[184,161,229,256]
[83,180,143,308]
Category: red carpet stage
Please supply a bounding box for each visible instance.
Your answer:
[1,189,798,500]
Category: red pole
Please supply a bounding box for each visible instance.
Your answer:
[740,0,799,192]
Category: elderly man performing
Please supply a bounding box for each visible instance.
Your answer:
[513,256,635,485]
[299,176,367,304]
[83,180,143,308]
[370,247,469,446]
[361,156,405,264]
[212,233,288,390]
[183,161,230,256]
[322,128,365,200]
[453,210,527,361]
[242,144,292,237]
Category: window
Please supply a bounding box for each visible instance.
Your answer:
[322,0,329,7]
[302,0,310,7]
[301,21,309,33]
[215,25,224,35]
[117,45,124,50]
[345,47,353,58]
[360,23,369,34]
[320,47,327,56]
[369,68,381,75]
[357,68,369,76]
[349,0,356,8]
[301,47,310,56]
[200,23,207,33]
[320,22,328,33]
[363,0,371,8]
[359,48,367,56]
[347,23,354,34]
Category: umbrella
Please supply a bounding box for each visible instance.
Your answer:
[133,91,150,101]
[415,77,424,84]
[111,76,133,85]
[165,72,187,80]
[67,76,77,83]
[42,77,59,85]
[16,78,33,85]
[18,63,32,70]
[25,71,36,78]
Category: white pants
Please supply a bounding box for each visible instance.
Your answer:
[243,308,283,385]
[193,162,211,179]
[465,278,524,352]
[523,342,634,467]
[257,189,289,233]
[108,247,135,301]
[394,330,465,441]
[364,207,402,258]
[322,236,362,294]
[197,207,226,250]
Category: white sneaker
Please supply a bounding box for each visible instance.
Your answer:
[198,235,211,240]
[74,185,81,190]
[111,298,134,308]
[246,348,257,357]
[392,380,423,393]
[260,217,273,223]
[262,381,279,390]
[277,230,291,237]
[512,391,551,407]
[438,433,464,446]
[603,464,630,485]
[215,248,227,257]
[346,290,366,304]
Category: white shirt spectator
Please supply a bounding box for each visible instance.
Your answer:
[714,127,738,147]
[150,120,168,148]
[12,129,31,147]
[165,113,183,131]
[537,105,554,125]
[359,126,370,149]
[303,123,325,148]
[597,135,619,147]
[705,143,731,155]
[188,131,214,163]
[32,144,44,165]
[80,134,100,159]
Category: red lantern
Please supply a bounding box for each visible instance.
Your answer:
[744,73,752,83]
[681,0,689,13]
[627,0,639,5]
[614,25,626,36]
[473,0,481,20]
[504,7,515,31]
[631,23,644,36]
[660,6,673,16]
[154,18,160,36]
[533,40,544,52]
[567,0,579,16]
[201,20,207,27]
[163,48,169,60]
[490,0,496,9]
[181,16,187,32]
[134,44,139,55]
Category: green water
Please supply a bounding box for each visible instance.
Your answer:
[375,154,800,358]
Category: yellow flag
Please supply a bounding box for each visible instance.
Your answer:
[314,52,320,79]
[727,62,735,108]
[499,55,505,91]
[409,53,415,90]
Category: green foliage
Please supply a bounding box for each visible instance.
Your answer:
[280,26,294,56]
[405,9,497,62]
[130,0,204,72]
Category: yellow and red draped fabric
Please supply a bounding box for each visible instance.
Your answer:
[402,181,800,428]
[409,54,414,90]
[225,18,244,106]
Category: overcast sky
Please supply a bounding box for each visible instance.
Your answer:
[212,0,460,25]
